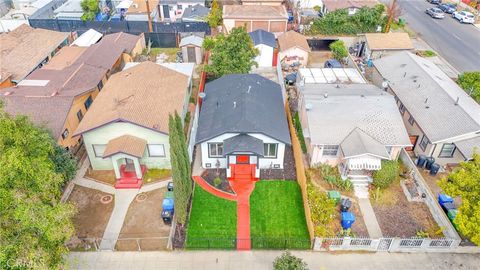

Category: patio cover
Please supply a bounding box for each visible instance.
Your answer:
[223,134,264,156]
[103,135,147,158]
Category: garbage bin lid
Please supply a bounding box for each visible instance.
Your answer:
[438,193,453,201]
[341,212,355,221]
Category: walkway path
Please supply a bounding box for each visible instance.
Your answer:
[68,250,480,270]
[358,198,383,238]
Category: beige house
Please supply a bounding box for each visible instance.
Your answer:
[277,30,311,67]
[373,52,480,166]
[223,5,288,35]
[242,0,284,5]
[362,32,414,59]
[322,0,379,15]
[74,62,191,188]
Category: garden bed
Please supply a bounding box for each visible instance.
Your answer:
[143,169,172,184]
[260,146,297,180]
[202,169,234,194]
[84,169,116,186]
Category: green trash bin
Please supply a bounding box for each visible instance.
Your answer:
[398,18,406,25]
[165,191,174,199]
[447,209,458,230]
[328,190,341,204]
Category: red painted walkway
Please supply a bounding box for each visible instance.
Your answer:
[192,164,258,250]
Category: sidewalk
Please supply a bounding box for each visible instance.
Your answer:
[67,250,480,270]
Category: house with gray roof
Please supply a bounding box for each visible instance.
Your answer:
[181,4,208,22]
[298,83,411,185]
[196,74,291,177]
[373,51,480,166]
[249,29,276,67]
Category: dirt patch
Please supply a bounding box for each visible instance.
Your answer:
[371,181,442,238]
[85,169,116,186]
[308,51,333,67]
[66,185,114,250]
[307,168,354,198]
[202,169,234,194]
[260,145,297,180]
[419,168,449,198]
[117,188,171,251]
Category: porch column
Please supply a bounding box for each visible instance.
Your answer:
[133,158,142,179]
[112,158,121,179]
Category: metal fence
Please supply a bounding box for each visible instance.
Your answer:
[70,237,170,252]
[313,237,460,252]
[186,237,313,250]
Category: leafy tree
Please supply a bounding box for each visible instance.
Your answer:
[273,251,309,270]
[80,0,99,21]
[0,108,76,269]
[457,72,480,104]
[168,112,192,225]
[439,153,480,245]
[329,40,348,62]
[203,26,259,78]
[50,145,78,183]
[372,160,399,189]
[206,0,222,29]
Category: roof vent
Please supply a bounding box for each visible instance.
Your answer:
[403,72,407,77]
[335,84,340,88]
[424,98,428,104]
[132,3,138,8]
[233,101,236,108]
[305,103,313,111]
[198,92,206,100]
[455,97,459,105]
[324,92,328,98]
[4,91,12,96]
[50,91,58,96]
[247,85,251,93]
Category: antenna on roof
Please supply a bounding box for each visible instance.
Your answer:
[247,85,251,93]
[424,98,428,104]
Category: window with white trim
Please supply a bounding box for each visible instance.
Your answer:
[419,135,429,151]
[148,144,165,157]
[208,143,223,157]
[322,145,339,156]
[408,115,415,125]
[264,143,278,158]
[93,144,106,157]
[399,103,406,115]
[439,143,456,158]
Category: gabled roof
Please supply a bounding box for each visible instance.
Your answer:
[249,29,276,48]
[223,5,288,20]
[43,46,88,70]
[277,31,311,52]
[103,135,147,158]
[223,134,265,156]
[74,61,189,136]
[196,74,291,145]
[0,24,69,82]
[71,29,103,47]
[179,35,204,47]
[365,32,414,51]
[323,0,379,11]
[302,84,411,146]
[182,4,209,21]
[341,128,390,159]
[374,51,480,143]
[454,136,480,160]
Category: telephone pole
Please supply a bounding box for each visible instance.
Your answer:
[384,0,397,33]
[146,0,153,33]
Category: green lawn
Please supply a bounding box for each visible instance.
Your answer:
[186,180,310,249]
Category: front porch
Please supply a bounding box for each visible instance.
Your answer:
[115,164,147,189]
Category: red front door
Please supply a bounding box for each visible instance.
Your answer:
[236,155,250,164]
[406,136,418,151]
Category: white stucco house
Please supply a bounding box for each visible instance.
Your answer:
[74,62,191,188]
[195,74,291,178]
[277,30,311,67]
[249,29,276,67]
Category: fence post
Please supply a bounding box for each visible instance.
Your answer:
[137,239,141,251]
[284,239,288,249]
[342,237,351,250]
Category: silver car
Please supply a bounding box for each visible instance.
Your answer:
[426,7,445,19]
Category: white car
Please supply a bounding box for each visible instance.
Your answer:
[452,11,475,24]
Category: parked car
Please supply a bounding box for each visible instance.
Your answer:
[426,7,445,19]
[324,59,342,68]
[427,0,441,4]
[438,3,456,14]
[452,11,475,24]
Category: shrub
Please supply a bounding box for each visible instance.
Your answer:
[317,164,352,191]
[329,40,348,62]
[293,112,307,153]
[418,50,436,57]
[372,160,400,189]
[273,251,309,270]
[307,183,337,237]
[457,72,480,104]
[213,177,222,187]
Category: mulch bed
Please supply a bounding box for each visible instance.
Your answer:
[260,146,297,180]
[371,182,441,238]
[202,169,234,194]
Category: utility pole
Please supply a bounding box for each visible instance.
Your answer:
[384,0,397,33]
[146,0,153,33]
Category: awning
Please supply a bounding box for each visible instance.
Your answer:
[347,156,382,170]
[223,134,264,156]
[103,135,147,158]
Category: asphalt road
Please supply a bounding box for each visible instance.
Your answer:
[396,0,480,72]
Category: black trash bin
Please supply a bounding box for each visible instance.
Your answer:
[167,181,174,192]
[161,209,174,224]
[441,202,456,213]
[430,163,441,175]
[340,198,352,212]
[425,157,435,170]
[417,155,427,168]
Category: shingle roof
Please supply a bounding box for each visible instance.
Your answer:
[74,61,189,136]
[365,32,414,51]
[179,35,204,47]
[182,4,209,21]
[302,84,411,146]
[323,0,379,11]
[454,136,480,160]
[223,5,288,20]
[249,29,276,48]
[43,46,88,70]
[125,0,158,14]
[277,31,311,52]
[0,24,69,82]
[103,135,147,158]
[374,52,480,143]
[223,134,265,156]
[340,128,390,159]
[196,74,291,145]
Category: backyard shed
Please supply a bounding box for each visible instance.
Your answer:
[249,29,276,67]
[179,35,204,64]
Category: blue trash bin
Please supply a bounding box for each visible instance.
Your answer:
[438,194,454,205]
[416,155,427,167]
[162,198,174,211]
[425,157,435,170]
[341,212,356,229]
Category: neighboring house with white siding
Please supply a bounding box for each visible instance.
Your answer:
[74,62,191,189]
[249,29,275,67]
[196,74,291,178]
[372,51,480,166]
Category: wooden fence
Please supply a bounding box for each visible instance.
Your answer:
[285,103,315,241]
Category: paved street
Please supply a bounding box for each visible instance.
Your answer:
[396,0,480,72]
[68,251,480,270]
